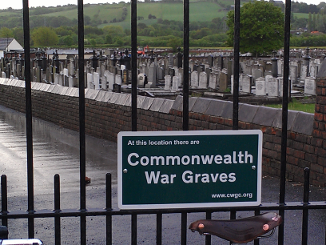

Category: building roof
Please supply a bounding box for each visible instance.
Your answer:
[0,38,14,50]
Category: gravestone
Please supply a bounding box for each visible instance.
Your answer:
[115,74,122,85]
[87,73,93,89]
[241,75,251,93]
[198,72,207,89]
[255,77,266,96]
[107,72,114,91]
[69,76,74,87]
[277,60,283,77]
[304,78,316,95]
[172,76,179,92]
[252,67,263,80]
[301,65,307,80]
[101,76,107,90]
[164,75,171,90]
[310,64,317,78]
[54,73,59,85]
[138,73,146,87]
[289,65,298,83]
[208,73,217,90]
[148,63,157,87]
[266,76,279,97]
[219,70,228,92]
[58,74,64,86]
[191,71,198,88]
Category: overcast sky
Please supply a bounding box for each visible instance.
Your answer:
[1,0,325,10]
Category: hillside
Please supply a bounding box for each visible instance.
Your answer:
[0,0,250,29]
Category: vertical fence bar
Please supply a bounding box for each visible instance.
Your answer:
[131,214,137,245]
[279,0,291,244]
[205,211,212,245]
[230,1,240,235]
[183,0,190,131]
[106,173,112,245]
[77,0,86,244]
[232,0,240,130]
[229,211,236,245]
[131,0,137,131]
[1,175,8,231]
[54,174,61,245]
[181,212,187,245]
[301,167,310,245]
[23,0,34,238]
[254,209,260,245]
[156,213,162,245]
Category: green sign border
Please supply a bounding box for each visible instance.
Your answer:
[118,130,262,210]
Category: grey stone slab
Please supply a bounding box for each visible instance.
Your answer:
[159,99,174,114]
[39,84,51,92]
[51,85,63,94]
[137,95,146,109]
[171,95,198,111]
[1,79,9,85]
[108,92,120,104]
[31,82,40,89]
[206,99,227,117]
[252,107,280,126]
[189,97,198,111]
[9,79,19,87]
[291,112,314,135]
[317,58,326,78]
[59,86,69,95]
[171,95,183,111]
[95,90,109,102]
[238,103,259,123]
[46,85,56,93]
[124,94,132,106]
[16,80,25,88]
[141,97,155,110]
[220,101,233,119]
[191,97,211,114]
[66,87,79,97]
[272,109,298,130]
[116,94,129,106]
[85,89,99,100]
[150,98,165,112]
[103,92,114,102]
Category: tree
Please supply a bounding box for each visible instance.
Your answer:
[31,27,59,47]
[0,27,13,38]
[226,1,284,56]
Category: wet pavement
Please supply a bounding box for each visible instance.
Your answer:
[0,104,326,244]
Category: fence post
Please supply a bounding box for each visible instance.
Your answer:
[54,174,61,245]
[301,167,310,245]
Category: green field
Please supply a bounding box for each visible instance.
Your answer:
[293,13,309,19]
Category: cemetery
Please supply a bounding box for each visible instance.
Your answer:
[0,47,326,186]
[0,47,322,105]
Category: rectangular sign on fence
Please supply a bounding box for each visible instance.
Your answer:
[118,130,262,210]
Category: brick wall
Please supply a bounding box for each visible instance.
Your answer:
[0,77,324,186]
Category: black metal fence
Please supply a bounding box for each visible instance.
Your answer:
[1,0,326,244]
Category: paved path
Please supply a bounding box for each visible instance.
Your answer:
[0,105,325,244]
